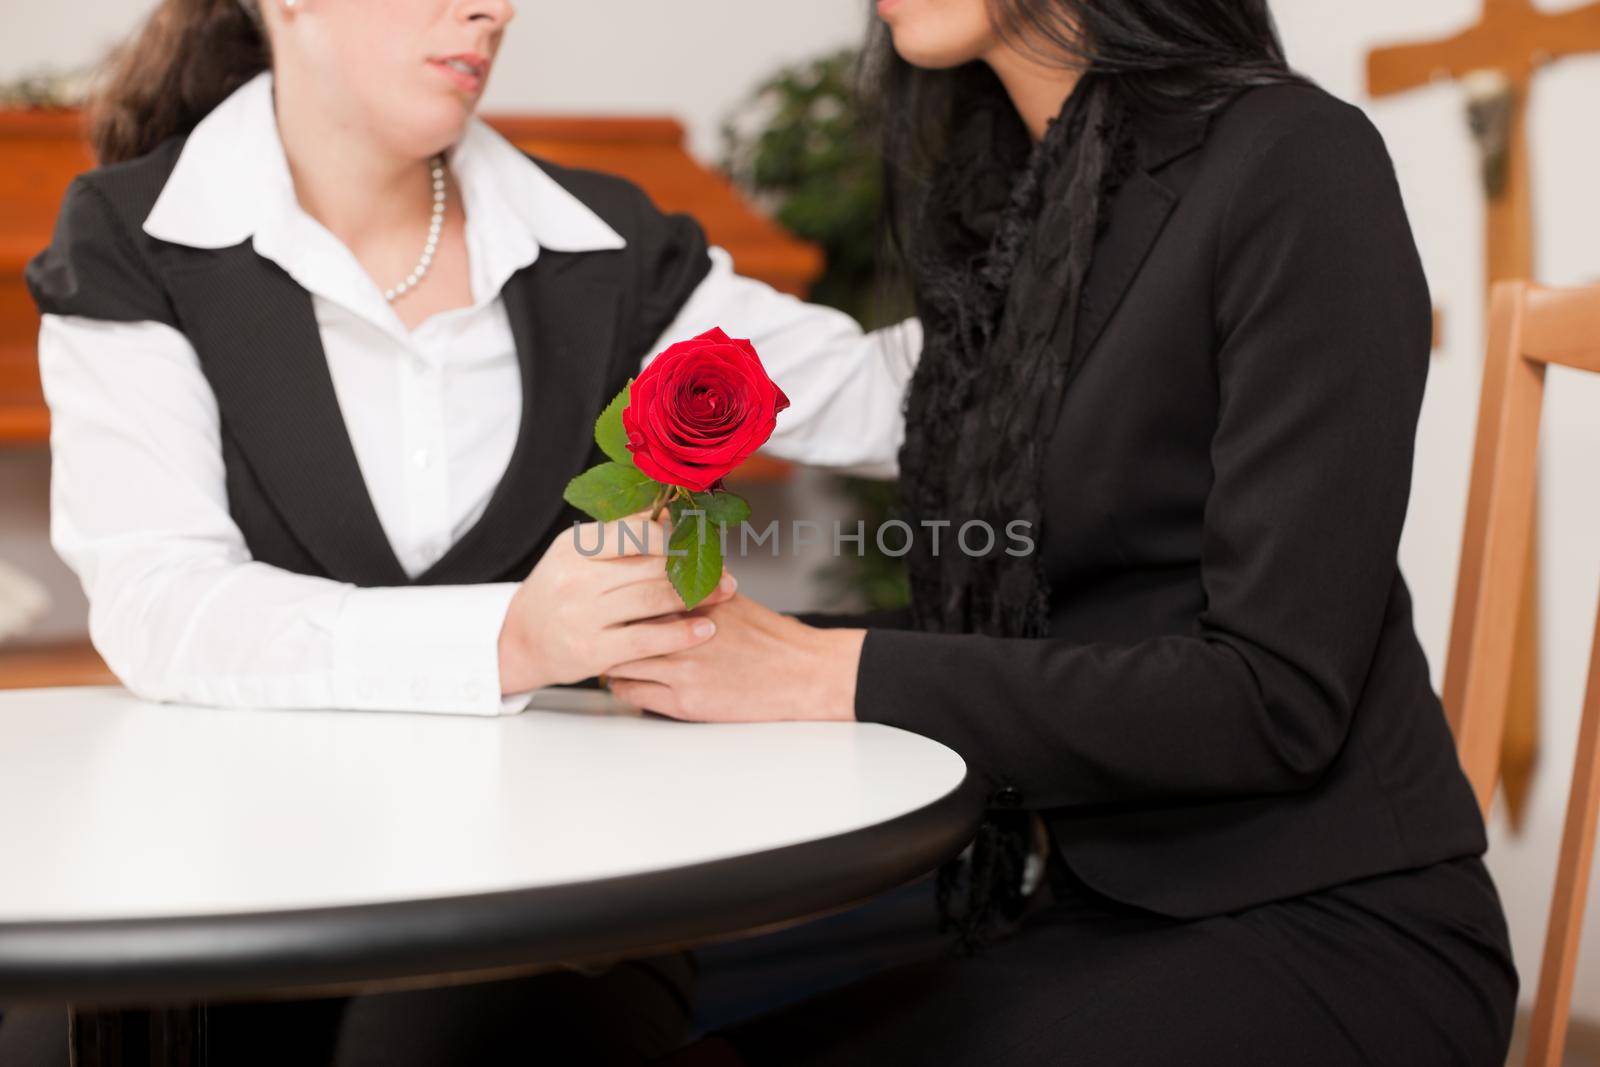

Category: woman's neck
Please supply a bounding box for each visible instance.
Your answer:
[270,69,438,248]
[985,46,1083,143]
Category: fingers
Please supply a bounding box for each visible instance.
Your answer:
[569,512,671,558]
[607,679,680,717]
[601,579,689,622]
[603,613,715,666]
[604,655,673,683]
[599,571,736,623]
[582,554,673,593]
[695,579,738,610]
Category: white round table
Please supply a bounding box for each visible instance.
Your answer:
[0,685,979,1016]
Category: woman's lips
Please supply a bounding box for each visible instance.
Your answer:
[429,55,487,94]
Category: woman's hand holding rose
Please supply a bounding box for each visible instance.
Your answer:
[496,512,737,695]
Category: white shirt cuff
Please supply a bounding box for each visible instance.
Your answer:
[500,687,537,714]
[332,582,521,714]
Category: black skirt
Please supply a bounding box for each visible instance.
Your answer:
[715,853,1518,1066]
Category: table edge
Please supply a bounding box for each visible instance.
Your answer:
[0,769,984,1003]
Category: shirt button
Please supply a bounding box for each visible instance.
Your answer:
[992,785,1023,808]
[412,447,432,468]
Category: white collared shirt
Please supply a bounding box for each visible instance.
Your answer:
[39,72,920,716]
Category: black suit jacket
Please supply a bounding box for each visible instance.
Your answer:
[826,83,1486,918]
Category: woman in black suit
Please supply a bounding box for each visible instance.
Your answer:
[608,1,1521,1063]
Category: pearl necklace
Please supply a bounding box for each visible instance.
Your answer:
[385,155,447,302]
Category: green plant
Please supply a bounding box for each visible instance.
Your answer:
[722,50,889,327]
[721,49,911,612]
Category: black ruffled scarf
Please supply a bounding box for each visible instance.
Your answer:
[897,71,1135,952]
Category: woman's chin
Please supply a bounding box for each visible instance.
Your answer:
[380,98,477,159]
[889,34,987,71]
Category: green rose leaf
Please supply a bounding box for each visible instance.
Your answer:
[594,382,634,466]
[667,509,724,609]
[563,462,661,521]
[692,490,751,528]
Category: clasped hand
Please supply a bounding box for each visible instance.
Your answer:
[497,511,862,722]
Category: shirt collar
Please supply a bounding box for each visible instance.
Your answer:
[143,70,626,261]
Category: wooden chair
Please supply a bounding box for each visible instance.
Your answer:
[1443,279,1600,1067]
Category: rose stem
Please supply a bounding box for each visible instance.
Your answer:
[647,485,690,523]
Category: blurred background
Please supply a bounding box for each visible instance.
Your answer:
[0,0,1597,1055]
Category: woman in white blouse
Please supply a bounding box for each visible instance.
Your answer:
[31,0,915,718]
[19,0,915,1061]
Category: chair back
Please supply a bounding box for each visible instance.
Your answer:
[1443,279,1600,1067]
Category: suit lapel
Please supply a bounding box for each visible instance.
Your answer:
[167,248,410,587]
[1069,109,1210,373]
[416,252,621,585]
[1071,171,1180,369]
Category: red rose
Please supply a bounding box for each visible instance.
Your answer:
[623,327,790,492]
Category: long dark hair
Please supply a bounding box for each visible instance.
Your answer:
[864,0,1297,286]
[865,2,1301,952]
[89,0,269,165]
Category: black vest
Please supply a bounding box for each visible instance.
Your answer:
[27,139,712,588]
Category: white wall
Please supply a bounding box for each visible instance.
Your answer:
[3,0,1599,1018]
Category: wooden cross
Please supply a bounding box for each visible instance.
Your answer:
[1367,0,1600,830]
